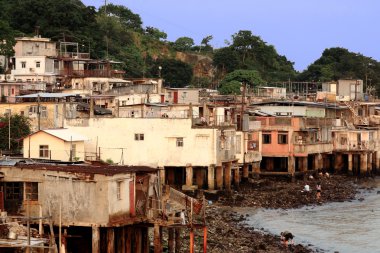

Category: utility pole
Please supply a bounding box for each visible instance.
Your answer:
[8,106,10,150]
[37,94,41,130]
[240,82,246,131]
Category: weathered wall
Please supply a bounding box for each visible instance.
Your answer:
[64,117,217,167]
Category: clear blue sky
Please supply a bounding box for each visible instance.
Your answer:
[83,0,380,71]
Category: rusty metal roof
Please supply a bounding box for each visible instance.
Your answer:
[13,164,158,176]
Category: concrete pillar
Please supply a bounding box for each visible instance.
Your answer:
[154,224,161,253]
[288,156,295,174]
[367,153,372,174]
[266,158,274,171]
[376,151,380,170]
[224,162,232,190]
[372,152,377,172]
[207,165,215,190]
[348,154,353,174]
[168,228,175,253]
[360,153,368,175]
[159,167,165,185]
[216,166,223,189]
[233,166,240,188]
[175,229,182,253]
[92,226,100,253]
[196,168,204,189]
[107,228,115,253]
[242,163,249,179]
[186,164,193,187]
[314,155,319,171]
[302,157,308,172]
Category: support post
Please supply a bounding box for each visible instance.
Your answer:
[175,228,181,253]
[215,166,223,189]
[186,164,193,187]
[242,163,249,180]
[348,154,353,175]
[154,224,161,253]
[203,227,207,253]
[207,165,215,190]
[159,166,165,185]
[233,166,240,188]
[142,227,149,253]
[288,156,295,181]
[376,151,380,170]
[168,228,175,253]
[189,229,194,253]
[126,227,132,253]
[367,153,372,174]
[360,153,368,176]
[92,227,100,253]
[107,228,115,253]
[224,162,232,190]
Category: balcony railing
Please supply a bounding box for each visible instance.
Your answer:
[59,52,90,59]
[59,69,124,78]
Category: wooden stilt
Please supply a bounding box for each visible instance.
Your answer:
[203,227,207,253]
[189,229,194,253]
[154,224,161,253]
[175,228,181,253]
[168,228,175,253]
[92,227,100,253]
[107,228,115,253]
[134,227,142,253]
[126,227,132,253]
[142,227,150,253]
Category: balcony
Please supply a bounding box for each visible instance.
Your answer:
[59,69,125,78]
[334,140,375,152]
[59,52,90,59]
[293,141,333,154]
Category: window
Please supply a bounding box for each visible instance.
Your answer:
[262,133,271,144]
[121,101,126,106]
[29,105,38,114]
[40,106,47,118]
[36,61,40,68]
[176,137,184,147]
[25,182,38,201]
[5,182,23,200]
[21,61,26,68]
[39,145,49,158]
[134,133,144,141]
[278,133,288,144]
[247,140,258,151]
[116,181,123,200]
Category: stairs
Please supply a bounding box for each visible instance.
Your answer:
[344,101,368,125]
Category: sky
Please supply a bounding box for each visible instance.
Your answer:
[82,0,380,71]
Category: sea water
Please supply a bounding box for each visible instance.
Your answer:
[246,179,380,253]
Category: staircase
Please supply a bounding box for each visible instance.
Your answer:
[344,101,369,125]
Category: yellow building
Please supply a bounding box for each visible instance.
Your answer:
[23,128,87,161]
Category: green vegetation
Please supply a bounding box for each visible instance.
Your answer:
[0,1,379,93]
[0,115,31,152]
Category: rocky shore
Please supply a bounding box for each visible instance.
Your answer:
[201,174,360,253]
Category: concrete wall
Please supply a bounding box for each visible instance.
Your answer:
[337,79,363,100]
[23,131,85,161]
[0,102,65,132]
[14,37,57,57]
[0,166,133,227]
[64,117,220,167]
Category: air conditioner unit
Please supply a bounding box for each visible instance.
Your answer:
[29,68,35,72]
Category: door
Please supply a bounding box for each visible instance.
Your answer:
[173,91,178,104]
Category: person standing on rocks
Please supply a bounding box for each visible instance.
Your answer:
[316,182,322,201]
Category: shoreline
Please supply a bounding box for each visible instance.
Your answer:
[203,174,363,253]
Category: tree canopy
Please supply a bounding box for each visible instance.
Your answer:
[218,69,264,94]
[0,115,31,153]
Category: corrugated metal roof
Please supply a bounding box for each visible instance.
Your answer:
[16,93,79,98]
[41,129,88,142]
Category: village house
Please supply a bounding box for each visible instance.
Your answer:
[23,128,87,162]
[0,162,204,252]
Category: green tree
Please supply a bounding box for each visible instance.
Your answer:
[173,37,195,51]
[145,26,167,41]
[0,20,15,77]
[218,69,264,94]
[213,47,239,73]
[152,59,193,87]
[98,4,142,31]
[199,35,213,52]
[0,115,31,152]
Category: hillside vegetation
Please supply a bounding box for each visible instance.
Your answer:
[0,0,379,94]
